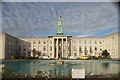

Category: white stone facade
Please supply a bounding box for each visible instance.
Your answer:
[0,32,119,59]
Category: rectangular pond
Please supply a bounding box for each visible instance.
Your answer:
[1,60,120,78]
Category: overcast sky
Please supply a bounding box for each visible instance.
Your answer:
[2,2,118,38]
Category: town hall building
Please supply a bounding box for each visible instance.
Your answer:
[0,16,119,59]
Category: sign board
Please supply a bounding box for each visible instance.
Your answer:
[72,69,85,78]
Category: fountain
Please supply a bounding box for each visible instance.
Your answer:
[49,59,75,66]
[56,59,64,65]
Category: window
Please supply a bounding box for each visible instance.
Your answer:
[74,46,77,51]
[90,41,92,44]
[50,41,52,44]
[29,47,31,51]
[95,41,97,44]
[44,41,46,44]
[79,46,82,53]
[79,46,82,50]
[50,46,52,51]
[43,53,46,56]
[19,46,21,51]
[38,46,41,51]
[38,41,40,44]
[23,46,26,51]
[50,53,52,56]
[74,53,77,56]
[100,42,102,44]
[33,41,35,44]
[16,41,18,44]
[79,40,81,44]
[90,46,92,52]
[85,46,87,50]
[43,46,46,51]
[84,40,86,44]
[18,41,20,44]
[95,47,97,51]
[7,38,9,42]
[90,46,92,50]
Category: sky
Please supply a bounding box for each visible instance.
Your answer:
[2,2,118,38]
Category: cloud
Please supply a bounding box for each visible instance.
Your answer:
[76,33,95,37]
[2,2,118,37]
[2,0,119,2]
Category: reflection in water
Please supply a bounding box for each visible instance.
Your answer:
[102,63,110,70]
[0,64,4,79]
[1,61,120,77]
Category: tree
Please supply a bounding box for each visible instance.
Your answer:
[38,51,41,56]
[32,49,37,57]
[101,49,110,58]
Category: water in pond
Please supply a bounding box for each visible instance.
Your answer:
[0,60,120,77]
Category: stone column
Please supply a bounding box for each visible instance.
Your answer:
[62,38,63,57]
[66,38,68,58]
[52,38,54,58]
[56,38,58,58]
[71,39,73,56]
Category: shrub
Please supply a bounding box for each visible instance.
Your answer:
[15,56,20,59]
[10,56,15,59]
[61,57,68,60]
[26,57,32,60]
[35,57,39,59]
[88,56,92,59]
[98,56,102,59]
[101,49,110,58]
[19,56,25,59]
[32,57,36,59]
[91,56,98,59]
[77,58,80,60]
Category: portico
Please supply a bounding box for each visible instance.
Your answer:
[52,36,72,59]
